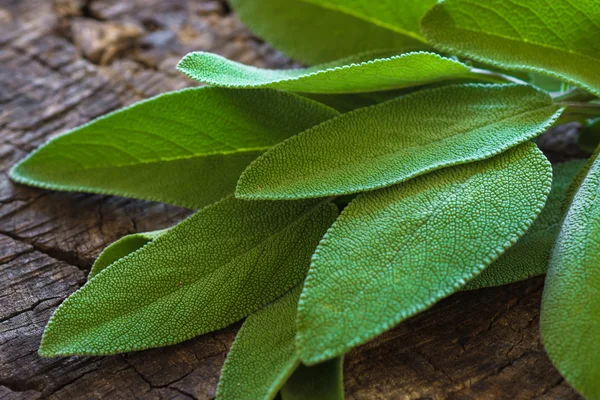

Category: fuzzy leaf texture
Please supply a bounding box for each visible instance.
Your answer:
[421,0,600,96]
[216,284,344,400]
[88,229,167,279]
[237,84,562,200]
[10,88,338,209]
[39,197,337,356]
[177,51,471,94]
[280,358,344,400]
[465,160,585,290]
[301,0,434,43]
[541,152,600,399]
[297,143,552,364]
[228,0,430,64]
[216,286,302,400]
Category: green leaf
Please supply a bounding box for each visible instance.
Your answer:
[465,160,585,290]
[88,229,167,279]
[578,118,600,153]
[301,0,434,44]
[216,286,302,400]
[10,88,338,209]
[421,0,600,96]
[236,84,562,200]
[541,153,600,399]
[177,51,470,94]
[297,143,551,364]
[280,358,344,400]
[39,197,338,357]
[229,0,428,65]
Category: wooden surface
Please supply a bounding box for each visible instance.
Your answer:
[0,1,585,399]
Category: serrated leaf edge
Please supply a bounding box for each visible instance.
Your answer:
[296,143,553,364]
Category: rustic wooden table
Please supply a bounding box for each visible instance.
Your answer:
[0,1,584,398]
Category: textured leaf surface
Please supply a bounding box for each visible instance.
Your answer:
[541,153,600,399]
[301,0,434,43]
[229,0,427,65]
[280,357,344,400]
[421,0,600,96]
[466,160,585,290]
[39,197,337,356]
[10,88,338,208]
[177,51,470,94]
[237,84,561,200]
[297,143,551,363]
[88,230,167,279]
[216,287,302,400]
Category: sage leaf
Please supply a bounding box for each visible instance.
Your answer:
[300,91,409,113]
[216,286,302,400]
[541,153,600,399]
[301,0,434,44]
[177,51,470,94]
[465,160,585,290]
[237,84,561,200]
[578,118,600,153]
[10,88,338,209]
[297,143,551,364]
[39,197,338,357]
[280,358,344,400]
[421,0,600,96]
[88,229,167,279]
[229,0,428,65]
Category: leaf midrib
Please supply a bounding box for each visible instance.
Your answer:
[263,104,557,195]
[49,200,329,353]
[298,0,428,43]
[187,52,467,90]
[301,163,492,355]
[446,6,600,66]
[32,145,271,172]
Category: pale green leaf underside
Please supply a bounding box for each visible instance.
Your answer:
[421,0,600,96]
[10,88,338,209]
[301,0,434,44]
[229,0,427,65]
[280,357,344,400]
[237,84,561,200]
[88,229,167,279]
[177,51,470,94]
[465,160,585,290]
[297,143,551,364]
[39,197,337,357]
[216,286,302,400]
[541,152,600,399]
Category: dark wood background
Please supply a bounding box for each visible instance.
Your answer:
[0,0,586,398]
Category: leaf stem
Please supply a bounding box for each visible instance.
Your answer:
[552,88,597,103]
[468,68,529,85]
[556,102,600,116]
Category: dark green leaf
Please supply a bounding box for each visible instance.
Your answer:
[280,358,344,400]
[216,287,302,400]
[39,197,337,356]
[177,51,470,94]
[237,84,561,200]
[541,151,600,399]
[421,0,600,96]
[297,143,551,363]
[11,88,338,208]
[229,0,428,64]
[88,230,167,279]
[465,160,585,290]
